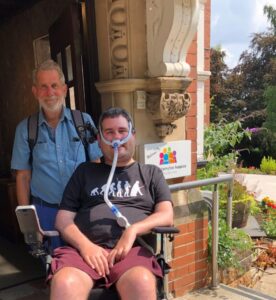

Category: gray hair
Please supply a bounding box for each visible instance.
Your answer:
[32,59,65,85]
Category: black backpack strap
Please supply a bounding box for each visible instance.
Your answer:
[71,109,90,161]
[27,112,39,164]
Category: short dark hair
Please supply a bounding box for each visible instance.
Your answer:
[98,107,135,133]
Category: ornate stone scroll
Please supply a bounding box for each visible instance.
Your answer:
[146,0,201,77]
[109,0,129,79]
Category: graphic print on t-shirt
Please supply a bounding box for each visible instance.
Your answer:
[90,180,144,197]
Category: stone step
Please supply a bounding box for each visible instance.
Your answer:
[221,284,273,300]
[179,284,274,300]
[237,285,276,300]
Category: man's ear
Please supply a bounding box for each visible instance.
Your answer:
[62,84,68,96]
[32,86,38,99]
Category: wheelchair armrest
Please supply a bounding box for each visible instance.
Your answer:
[15,205,59,257]
[152,226,179,243]
[152,226,179,234]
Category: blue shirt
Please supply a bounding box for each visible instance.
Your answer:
[11,107,102,204]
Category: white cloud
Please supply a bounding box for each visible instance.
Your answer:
[211,0,275,68]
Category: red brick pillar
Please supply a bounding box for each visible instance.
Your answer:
[168,193,209,298]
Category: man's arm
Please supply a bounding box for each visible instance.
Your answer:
[130,200,173,234]
[108,200,173,265]
[16,170,31,205]
[55,209,110,277]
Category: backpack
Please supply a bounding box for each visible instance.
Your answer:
[27,109,97,164]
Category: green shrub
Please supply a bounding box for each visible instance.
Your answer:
[198,120,252,183]
[260,156,276,174]
[236,128,274,167]
[261,216,276,238]
[234,167,263,174]
[219,180,260,219]
[208,219,253,270]
[204,120,251,160]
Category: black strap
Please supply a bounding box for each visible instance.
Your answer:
[27,110,91,164]
[27,112,39,164]
[70,109,90,161]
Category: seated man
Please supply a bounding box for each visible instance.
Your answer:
[49,107,173,300]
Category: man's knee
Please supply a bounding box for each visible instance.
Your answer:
[117,266,156,292]
[50,267,93,298]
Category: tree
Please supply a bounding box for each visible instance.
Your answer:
[263,86,276,132]
[209,47,230,122]
[210,5,276,127]
[264,5,276,34]
[210,5,276,166]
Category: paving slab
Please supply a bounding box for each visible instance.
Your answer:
[242,215,266,238]
[235,174,276,201]
[176,285,256,299]
[252,267,276,299]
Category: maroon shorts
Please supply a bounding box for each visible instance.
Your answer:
[48,246,162,288]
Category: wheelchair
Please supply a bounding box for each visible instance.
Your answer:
[15,205,179,300]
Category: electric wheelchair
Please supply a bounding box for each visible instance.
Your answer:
[15,205,179,300]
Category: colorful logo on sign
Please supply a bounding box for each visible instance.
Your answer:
[159,147,177,165]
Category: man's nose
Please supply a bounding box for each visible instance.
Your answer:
[46,86,55,96]
[112,131,127,142]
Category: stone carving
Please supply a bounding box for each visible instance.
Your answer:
[146,0,201,77]
[147,90,191,137]
[109,0,128,78]
[160,92,191,121]
[155,124,177,137]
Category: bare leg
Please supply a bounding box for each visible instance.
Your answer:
[50,267,94,300]
[116,266,157,300]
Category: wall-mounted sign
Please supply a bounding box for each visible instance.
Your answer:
[143,140,191,179]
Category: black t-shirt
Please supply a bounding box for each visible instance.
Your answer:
[60,161,171,248]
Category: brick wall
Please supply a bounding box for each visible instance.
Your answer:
[169,217,209,297]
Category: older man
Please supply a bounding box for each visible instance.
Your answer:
[11,59,102,248]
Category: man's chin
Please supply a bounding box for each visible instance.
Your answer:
[42,103,63,112]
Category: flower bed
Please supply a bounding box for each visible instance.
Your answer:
[261,196,276,211]
[259,197,276,238]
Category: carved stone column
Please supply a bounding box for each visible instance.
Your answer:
[109,0,129,79]
[144,0,201,136]
[94,0,202,138]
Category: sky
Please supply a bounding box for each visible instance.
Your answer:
[211,0,275,69]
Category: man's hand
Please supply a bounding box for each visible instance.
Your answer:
[108,225,138,267]
[79,243,110,277]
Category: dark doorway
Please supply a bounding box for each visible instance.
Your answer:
[49,1,101,123]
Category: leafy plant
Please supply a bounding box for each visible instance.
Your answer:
[260,196,276,237]
[260,156,276,174]
[208,219,253,270]
[204,120,251,160]
[261,217,276,238]
[236,127,274,168]
[197,153,236,180]
[219,180,260,219]
[198,120,252,184]
[234,166,263,174]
